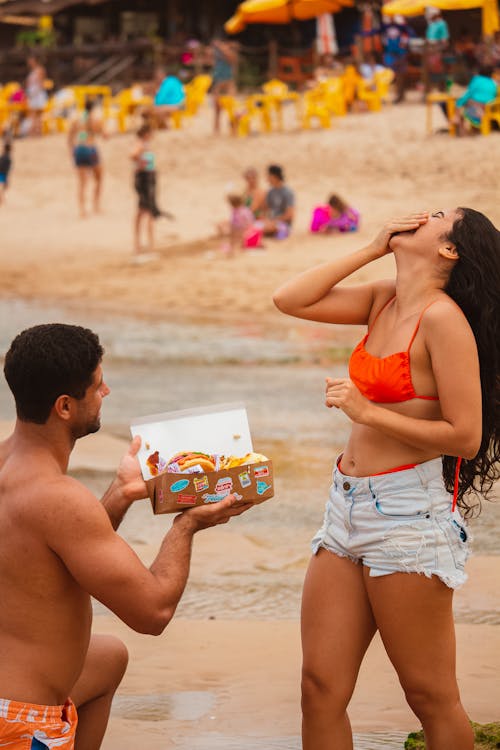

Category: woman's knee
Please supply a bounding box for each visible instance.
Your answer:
[301,665,352,716]
[403,679,461,721]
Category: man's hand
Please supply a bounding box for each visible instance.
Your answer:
[115,435,148,503]
[325,377,373,424]
[175,494,253,533]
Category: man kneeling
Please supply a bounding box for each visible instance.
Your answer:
[0,324,251,749]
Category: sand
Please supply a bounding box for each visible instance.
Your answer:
[1,98,500,747]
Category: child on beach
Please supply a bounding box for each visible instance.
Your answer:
[130,123,172,260]
[0,141,12,206]
[310,193,360,234]
[222,194,258,254]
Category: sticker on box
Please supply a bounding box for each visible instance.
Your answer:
[257,480,272,495]
[170,479,190,493]
[238,470,251,489]
[253,466,269,478]
[177,494,197,505]
[193,475,209,493]
[215,477,233,493]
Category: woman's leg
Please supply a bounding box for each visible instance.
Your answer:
[301,549,377,750]
[71,634,129,750]
[133,209,144,253]
[92,163,102,214]
[77,168,89,218]
[365,569,474,750]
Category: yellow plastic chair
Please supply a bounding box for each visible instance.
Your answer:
[320,77,347,117]
[245,94,273,133]
[301,87,331,129]
[261,78,301,130]
[480,96,500,135]
[217,95,252,136]
[341,65,362,110]
[356,79,382,111]
[373,69,394,105]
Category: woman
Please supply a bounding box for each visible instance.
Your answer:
[242,167,266,219]
[211,36,238,134]
[68,99,104,218]
[25,55,48,136]
[273,209,500,749]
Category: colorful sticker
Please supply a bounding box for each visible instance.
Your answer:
[215,476,233,494]
[238,470,251,488]
[177,494,197,505]
[256,480,272,495]
[202,492,228,504]
[193,475,209,493]
[170,478,190,493]
[254,465,269,478]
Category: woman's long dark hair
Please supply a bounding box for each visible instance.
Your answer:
[443,207,500,516]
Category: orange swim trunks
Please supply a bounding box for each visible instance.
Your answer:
[0,697,77,749]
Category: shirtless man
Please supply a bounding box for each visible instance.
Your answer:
[0,323,252,749]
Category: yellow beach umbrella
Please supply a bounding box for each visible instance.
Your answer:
[383,0,499,35]
[225,0,353,35]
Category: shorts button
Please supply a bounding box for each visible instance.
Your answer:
[343,481,351,491]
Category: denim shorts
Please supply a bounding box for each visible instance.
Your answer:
[311,457,470,589]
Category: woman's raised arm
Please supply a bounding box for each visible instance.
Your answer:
[273,214,428,324]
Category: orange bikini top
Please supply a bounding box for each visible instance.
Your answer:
[349,297,439,404]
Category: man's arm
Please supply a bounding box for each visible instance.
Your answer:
[101,436,148,530]
[39,478,252,635]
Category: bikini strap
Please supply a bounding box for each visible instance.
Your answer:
[368,295,395,332]
[452,456,462,512]
[407,300,439,352]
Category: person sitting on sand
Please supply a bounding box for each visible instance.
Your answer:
[68,98,105,218]
[0,140,12,206]
[453,66,498,135]
[242,167,266,219]
[262,164,295,240]
[224,194,256,255]
[310,193,360,234]
[0,323,252,750]
[130,123,173,260]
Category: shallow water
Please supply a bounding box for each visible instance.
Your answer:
[1,298,499,627]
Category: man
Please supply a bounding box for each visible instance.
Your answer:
[0,324,251,749]
[263,164,295,240]
[425,8,450,45]
[381,15,413,103]
[425,8,450,92]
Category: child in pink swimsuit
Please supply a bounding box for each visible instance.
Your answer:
[310,193,360,234]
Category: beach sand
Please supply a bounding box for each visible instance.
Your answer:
[1,98,499,747]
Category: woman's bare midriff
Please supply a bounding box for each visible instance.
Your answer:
[340,399,443,476]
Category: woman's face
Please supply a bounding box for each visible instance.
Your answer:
[389,209,459,256]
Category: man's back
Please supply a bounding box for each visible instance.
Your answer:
[0,440,92,705]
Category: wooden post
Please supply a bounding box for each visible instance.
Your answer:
[269,38,278,78]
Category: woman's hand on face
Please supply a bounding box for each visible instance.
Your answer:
[368,213,429,258]
[325,377,373,424]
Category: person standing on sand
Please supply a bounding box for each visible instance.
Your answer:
[68,98,105,218]
[0,323,252,750]
[130,123,174,261]
[25,54,48,136]
[211,35,238,134]
[0,140,12,206]
[274,208,500,749]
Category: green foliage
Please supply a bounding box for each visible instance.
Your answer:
[405,723,500,749]
[16,29,56,49]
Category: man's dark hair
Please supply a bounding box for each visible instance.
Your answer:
[268,164,284,181]
[4,324,104,424]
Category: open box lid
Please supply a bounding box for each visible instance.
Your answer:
[130,402,253,481]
